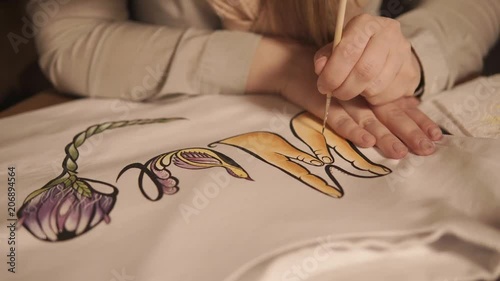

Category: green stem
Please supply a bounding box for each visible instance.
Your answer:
[62,118,184,173]
[24,118,184,203]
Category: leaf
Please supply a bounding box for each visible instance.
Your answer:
[23,187,51,204]
[73,181,92,198]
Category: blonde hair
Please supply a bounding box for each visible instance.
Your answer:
[252,0,362,47]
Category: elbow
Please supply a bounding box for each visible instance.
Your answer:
[35,21,95,97]
[38,50,84,96]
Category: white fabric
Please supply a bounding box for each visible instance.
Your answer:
[421,74,500,138]
[1,77,500,281]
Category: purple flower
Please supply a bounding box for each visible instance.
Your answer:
[18,177,117,242]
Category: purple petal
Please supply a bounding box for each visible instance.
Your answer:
[103,215,111,224]
[75,201,94,235]
[64,201,81,233]
[89,204,104,228]
[37,190,63,241]
[179,151,221,165]
[158,178,177,188]
[55,192,76,231]
[56,192,76,233]
[163,185,179,195]
[150,159,171,179]
[173,157,204,170]
[23,215,47,240]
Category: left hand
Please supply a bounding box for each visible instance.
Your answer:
[315,14,422,106]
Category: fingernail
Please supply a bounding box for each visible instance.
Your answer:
[392,142,408,155]
[322,156,333,164]
[419,139,435,153]
[311,159,323,166]
[362,134,375,145]
[317,85,329,95]
[429,127,442,140]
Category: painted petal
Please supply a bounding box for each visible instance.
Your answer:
[37,191,63,241]
[173,157,204,169]
[154,168,171,179]
[90,204,104,228]
[23,214,47,240]
[36,185,71,241]
[75,201,94,235]
[103,215,111,224]
[179,151,221,165]
[56,194,76,233]
[58,194,74,216]
[158,178,177,188]
[163,185,179,195]
[101,195,115,212]
[64,199,82,233]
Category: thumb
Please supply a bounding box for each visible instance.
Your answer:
[314,43,333,75]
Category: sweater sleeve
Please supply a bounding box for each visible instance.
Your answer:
[397,0,500,99]
[28,0,262,101]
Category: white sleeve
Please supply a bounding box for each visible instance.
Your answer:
[28,0,261,100]
[397,0,500,99]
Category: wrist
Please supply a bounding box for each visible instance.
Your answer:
[246,37,312,95]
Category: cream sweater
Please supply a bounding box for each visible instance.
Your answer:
[28,0,500,101]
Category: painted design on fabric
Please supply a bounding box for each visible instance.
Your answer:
[211,112,391,198]
[117,148,253,202]
[17,118,183,242]
[18,112,391,242]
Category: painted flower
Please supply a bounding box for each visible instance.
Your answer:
[17,175,118,242]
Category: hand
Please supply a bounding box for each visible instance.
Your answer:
[315,14,422,106]
[276,41,441,159]
[286,88,442,159]
[245,38,441,159]
[332,96,443,159]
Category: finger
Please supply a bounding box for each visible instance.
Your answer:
[340,98,408,159]
[363,49,404,99]
[327,100,376,148]
[372,102,436,156]
[403,107,443,141]
[332,30,391,101]
[291,112,334,164]
[295,86,374,150]
[314,43,333,75]
[289,151,324,166]
[317,15,384,96]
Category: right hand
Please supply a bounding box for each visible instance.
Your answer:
[246,38,442,159]
[315,14,422,106]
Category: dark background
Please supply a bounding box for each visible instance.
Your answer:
[0,0,498,111]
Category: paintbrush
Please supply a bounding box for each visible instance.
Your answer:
[322,0,348,134]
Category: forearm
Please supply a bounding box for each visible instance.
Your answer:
[30,0,261,100]
[398,0,500,97]
[246,38,315,96]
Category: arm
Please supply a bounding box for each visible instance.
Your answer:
[248,38,441,159]
[208,0,442,158]
[28,0,261,100]
[398,0,500,98]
